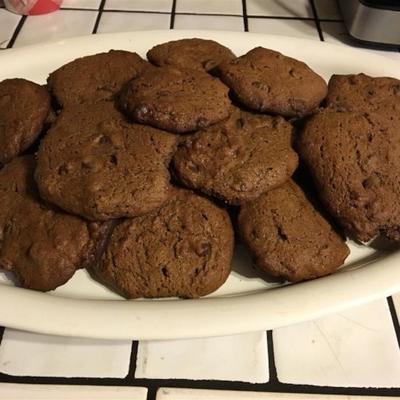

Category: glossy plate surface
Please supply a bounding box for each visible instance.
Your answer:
[1,30,399,340]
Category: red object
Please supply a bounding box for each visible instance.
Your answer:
[29,0,61,15]
[4,0,62,15]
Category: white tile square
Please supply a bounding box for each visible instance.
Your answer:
[13,10,97,47]
[314,0,342,20]
[157,388,389,400]
[0,329,132,378]
[1,383,147,399]
[246,0,312,17]
[174,14,244,31]
[97,11,170,33]
[274,299,400,387]
[105,0,172,12]
[249,18,320,40]
[62,0,101,9]
[0,9,21,48]
[176,0,242,15]
[136,332,269,383]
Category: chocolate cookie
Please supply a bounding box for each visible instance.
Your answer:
[239,180,350,282]
[173,107,298,204]
[35,102,178,221]
[147,38,235,72]
[326,73,400,120]
[298,110,400,242]
[0,156,109,291]
[118,66,231,133]
[36,102,177,220]
[47,50,148,108]
[0,79,50,165]
[94,189,234,299]
[219,47,327,117]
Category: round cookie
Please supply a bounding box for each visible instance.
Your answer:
[173,107,298,205]
[0,156,110,291]
[238,180,350,282]
[93,189,234,299]
[326,73,400,120]
[47,50,148,108]
[0,78,50,165]
[298,110,400,243]
[147,38,235,72]
[118,66,231,133]
[35,101,178,221]
[219,47,327,118]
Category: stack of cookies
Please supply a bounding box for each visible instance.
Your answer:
[0,38,399,298]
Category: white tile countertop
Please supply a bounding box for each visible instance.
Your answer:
[1,1,400,399]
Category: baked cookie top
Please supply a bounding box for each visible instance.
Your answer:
[0,78,50,165]
[95,189,234,299]
[219,47,327,117]
[173,107,298,204]
[47,50,148,108]
[298,110,400,242]
[326,73,400,119]
[0,156,108,291]
[239,180,349,282]
[147,38,235,72]
[118,66,231,133]
[35,101,178,221]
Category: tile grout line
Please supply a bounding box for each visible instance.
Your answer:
[92,0,107,34]
[309,0,324,41]
[387,296,400,349]
[55,7,346,21]
[266,330,278,383]
[62,7,171,14]
[317,18,343,23]
[6,15,27,48]
[169,0,177,29]
[174,11,242,17]
[147,386,158,400]
[60,6,102,11]
[241,0,249,32]
[125,341,139,380]
[247,15,342,22]
[1,372,400,396]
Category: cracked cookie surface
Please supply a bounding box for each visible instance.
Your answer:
[118,66,231,133]
[173,107,298,204]
[147,38,235,72]
[298,110,400,242]
[219,47,327,117]
[0,78,50,165]
[325,73,400,126]
[94,189,234,299]
[48,50,148,108]
[35,102,178,221]
[238,180,349,282]
[0,156,110,291]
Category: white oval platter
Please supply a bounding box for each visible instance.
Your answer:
[0,30,399,340]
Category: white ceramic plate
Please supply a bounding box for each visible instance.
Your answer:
[1,30,400,340]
